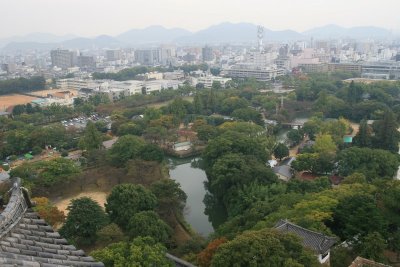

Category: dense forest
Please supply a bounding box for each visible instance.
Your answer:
[0,76,46,95]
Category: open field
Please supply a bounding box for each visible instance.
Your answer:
[0,94,38,111]
[29,89,78,97]
[54,191,108,215]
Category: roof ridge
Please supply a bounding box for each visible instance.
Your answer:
[277,219,336,240]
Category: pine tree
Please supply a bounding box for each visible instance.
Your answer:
[373,110,399,152]
[353,120,372,148]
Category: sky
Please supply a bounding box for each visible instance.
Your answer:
[0,0,399,38]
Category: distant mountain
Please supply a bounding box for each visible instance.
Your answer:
[175,22,304,44]
[2,42,58,52]
[0,23,395,52]
[62,35,121,49]
[303,24,392,39]
[116,25,192,44]
[0,33,77,48]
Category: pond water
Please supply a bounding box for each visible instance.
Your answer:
[168,158,214,237]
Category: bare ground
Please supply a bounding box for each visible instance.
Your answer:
[0,94,37,110]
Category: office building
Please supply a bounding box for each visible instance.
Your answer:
[202,46,214,61]
[50,49,77,69]
[135,49,161,65]
[106,49,122,61]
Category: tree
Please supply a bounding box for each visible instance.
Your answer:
[373,110,399,152]
[313,134,336,154]
[203,131,269,168]
[96,223,125,246]
[150,179,187,216]
[287,129,303,146]
[32,146,42,155]
[78,121,103,151]
[331,194,387,240]
[353,120,373,148]
[59,197,109,246]
[274,143,289,161]
[210,229,318,267]
[107,135,146,167]
[127,211,172,243]
[356,232,387,263]
[91,237,173,267]
[11,157,80,188]
[231,108,263,126]
[32,197,65,227]
[337,147,399,180]
[117,122,143,136]
[197,238,227,267]
[197,124,218,141]
[105,184,157,230]
[139,144,164,162]
[208,153,277,208]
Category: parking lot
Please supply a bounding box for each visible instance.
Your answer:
[61,114,111,130]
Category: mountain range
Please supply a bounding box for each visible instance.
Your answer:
[0,23,395,51]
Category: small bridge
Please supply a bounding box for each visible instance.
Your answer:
[281,122,305,129]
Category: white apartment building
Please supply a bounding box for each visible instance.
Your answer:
[225,64,284,82]
[192,76,232,88]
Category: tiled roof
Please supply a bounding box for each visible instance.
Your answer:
[0,178,196,267]
[0,179,104,267]
[274,219,337,254]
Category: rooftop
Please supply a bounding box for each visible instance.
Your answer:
[0,178,104,266]
[274,219,337,254]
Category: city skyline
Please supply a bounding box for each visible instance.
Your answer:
[0,0,399,38]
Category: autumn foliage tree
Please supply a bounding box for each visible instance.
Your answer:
[32,197,65,227]
[197,237,227,267]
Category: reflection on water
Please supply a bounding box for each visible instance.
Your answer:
[169,158,214,237]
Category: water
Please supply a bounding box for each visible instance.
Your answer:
[169,158,214,237]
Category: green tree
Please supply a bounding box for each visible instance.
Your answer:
[231,108,263,126]
[356,232,387,263]
[107,135,146,167]
[373,110,399,152]
[78,121,103,151]
[313,134,336,154]
[127,211,172,243]
[139,144,164,162]
[91,237,173,267]
[287,129,303,146]
[337,147,400,180]
[331,194,388,240]
[274,143,289,161]
[59,197,109,246]
[150,179,187,216]
[105,184,157,229]
[211,229,318,267]
[203,131,269,168]
[208,153,277,208]
[353,120,373,148]
[96,223,125,246]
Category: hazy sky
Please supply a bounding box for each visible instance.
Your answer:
[1,0,399,38]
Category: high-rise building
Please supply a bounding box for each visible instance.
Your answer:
[50,49,77,69]
[135,49,161,65]
[202,46,214,61]
[77,55,96,70]
[106,49,122,61]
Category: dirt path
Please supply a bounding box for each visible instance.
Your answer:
[53,191,108,215]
